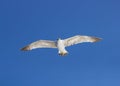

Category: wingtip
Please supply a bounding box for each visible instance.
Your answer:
[93,37,102,42]
[21,46,31,51]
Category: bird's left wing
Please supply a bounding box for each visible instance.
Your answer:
[63,35,101,47]
[21,40,57,51]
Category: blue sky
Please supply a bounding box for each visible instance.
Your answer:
[0,0,120,86]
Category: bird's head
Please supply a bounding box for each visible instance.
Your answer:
[57,38,61,41]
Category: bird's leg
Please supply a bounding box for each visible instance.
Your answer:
[59,52,68,56]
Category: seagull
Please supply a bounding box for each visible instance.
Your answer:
[21,35,101,56]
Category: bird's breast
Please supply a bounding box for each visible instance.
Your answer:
[57,40,65,50]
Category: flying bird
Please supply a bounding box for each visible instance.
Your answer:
[21,35,101,56]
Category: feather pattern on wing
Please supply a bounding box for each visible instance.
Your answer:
[21,40,57,51]
[63,35,101,47]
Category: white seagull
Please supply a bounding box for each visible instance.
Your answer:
[21,35,101,56]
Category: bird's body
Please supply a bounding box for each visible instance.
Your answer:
[57,39,68,56]
[21,35,101,56]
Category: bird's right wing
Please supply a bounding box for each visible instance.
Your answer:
[21,40,57,51]
[63,35,101,47]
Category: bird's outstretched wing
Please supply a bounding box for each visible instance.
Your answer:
[21,40,57,51]
[63,35,101,47]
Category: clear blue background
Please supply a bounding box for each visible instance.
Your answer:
[0,0,120,86]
